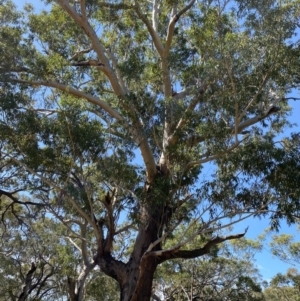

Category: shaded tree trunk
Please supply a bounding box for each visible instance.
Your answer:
[120,256,158,301]
[119,175,170,301]
[97,180,168,301]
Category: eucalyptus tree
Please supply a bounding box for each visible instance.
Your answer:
[1,0,300,300]
[0,195,119,301]
[0,197,58,301]
[268,229,300,267]
[264,268,300,301]
[153,236,264,301]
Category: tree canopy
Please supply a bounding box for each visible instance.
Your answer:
[0,0,300,300]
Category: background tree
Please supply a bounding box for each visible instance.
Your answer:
[264,268,300,301]
[268,228,300,267]
[153,235,264,301]
[1,0,300,300]
[0,194,120,301]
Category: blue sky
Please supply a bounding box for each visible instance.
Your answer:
[12,0,300,283]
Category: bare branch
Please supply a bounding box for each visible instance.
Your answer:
[114,223,138,235]
[0,189,45,207]
[71,59,105,68]
[176,0,197,20]
[105,48,128,93]
[152,0,160,32]
[134,1,164,56]
[186,140,243,169]
[236,105,281,133]
[97,1,133,10]
[186,105,281,148]
[168,85,207,146]
[66,237,82,254]
[164,6,178,56]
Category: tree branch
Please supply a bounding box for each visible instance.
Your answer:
[0,189,45,207]
[68,48,92,61]
[80,0,87,20]
[103,191,116,253]
[186,140,243,169]
[186,105,281,148]
[176,0,197,20]
[165,6,178,57]
[7,78,123,121]
[96,1,133,10]
[105,48,128,94]
[157,232,246,263]
[57,0,124,95]
[134,1,164,56]
[18,262,36,301]
[152,0,160,32]
[168,85,207,146]
[115,223,138,235]
[4,152,101,242]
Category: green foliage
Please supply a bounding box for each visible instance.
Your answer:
[264,268,300,301]
[0,0,300,299]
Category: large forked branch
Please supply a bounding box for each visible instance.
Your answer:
[58,0,157,181]
[165,0,196,56]
[135,0,197,163]
[163,0,197,97]
[134,1,164,56]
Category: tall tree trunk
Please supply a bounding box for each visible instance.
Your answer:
[97,173,170,301]
[119,176,169,301]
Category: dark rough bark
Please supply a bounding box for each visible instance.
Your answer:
[96,218,161,301]
[95,172,169,301]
